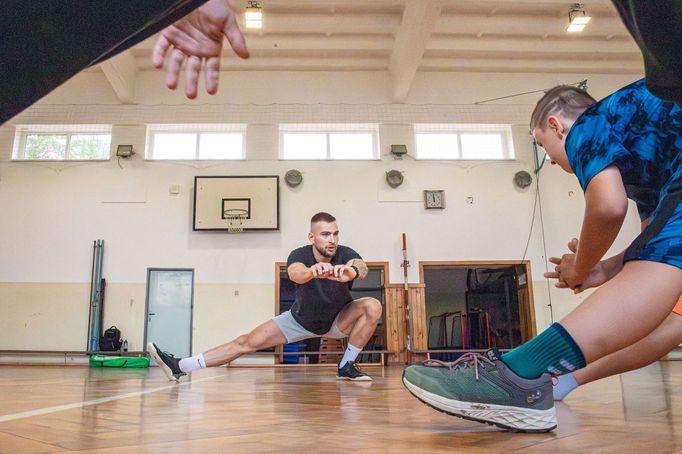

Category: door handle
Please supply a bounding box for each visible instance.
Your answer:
[148,312,156,316]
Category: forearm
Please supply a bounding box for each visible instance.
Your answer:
[288,266,314,284]
[574,210,624,278]
[348,259,368,280]
[575,167,628,280]
[600,250,626,280]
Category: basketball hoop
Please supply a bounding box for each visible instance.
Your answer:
[223,208,249,233]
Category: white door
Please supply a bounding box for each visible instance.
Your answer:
[145,269,194,358]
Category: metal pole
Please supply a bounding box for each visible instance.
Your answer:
[91,241,100,351]
[97,241,105,347]
[86,240,96,351]
[89,240,104,352]
[94,241,101,351]
[90,241,100,351]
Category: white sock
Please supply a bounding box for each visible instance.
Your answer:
[179,354,206,373]
[339,343,362,368]
[553,372,579,401]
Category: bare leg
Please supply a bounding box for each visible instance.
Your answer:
[561,260,682,364]
[573,311,682,385]
[335,297,383,348]
[202,320,287,367]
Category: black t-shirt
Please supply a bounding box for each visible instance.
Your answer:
[611,0,682,102]
[286,245,362,334]
[0,0,208,125]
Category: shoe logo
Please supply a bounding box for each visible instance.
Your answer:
[485,349,499,362]
[471,404,490,410]
[526,390,542,404]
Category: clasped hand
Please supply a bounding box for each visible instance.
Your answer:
[544,238,609,293]
[309,263,356,282]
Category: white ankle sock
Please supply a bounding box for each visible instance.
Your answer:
[339,343,362,368]
[179,354,206,373]
[553,372,578,401]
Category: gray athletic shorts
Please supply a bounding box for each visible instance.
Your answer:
[272,310,348,343]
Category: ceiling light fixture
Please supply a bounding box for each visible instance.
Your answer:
[567,3,591,33]
[245,1,263,29]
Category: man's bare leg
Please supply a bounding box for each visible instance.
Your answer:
[149,320,287,381]
[335,297,383,349]
[203,320,288,366]
[205,297,381,371]
[333,297,382,381]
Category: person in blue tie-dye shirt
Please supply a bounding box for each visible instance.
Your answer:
[402,79,682,432]
[532,79,682,400]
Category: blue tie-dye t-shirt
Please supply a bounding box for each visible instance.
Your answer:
[565,78,682,221]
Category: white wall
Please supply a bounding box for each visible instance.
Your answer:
[0,70,643,351]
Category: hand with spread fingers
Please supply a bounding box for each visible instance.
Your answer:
[152,0,250,99]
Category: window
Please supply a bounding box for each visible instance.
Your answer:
[280,125,378,160]
[147,124,245,160]
[415,124,514,160]
[13,125,112,160]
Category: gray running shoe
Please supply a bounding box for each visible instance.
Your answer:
[403,348,556,432]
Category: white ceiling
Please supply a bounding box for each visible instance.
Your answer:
[98,0,641,103]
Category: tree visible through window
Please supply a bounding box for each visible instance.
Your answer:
[24,134,67,160]
[18,131,111,160]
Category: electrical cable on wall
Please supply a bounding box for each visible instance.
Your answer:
[521,143,555,324]
[536,170,555,324]
[520,175,540,262]
[475,79,588,105]
[533,140,548,174]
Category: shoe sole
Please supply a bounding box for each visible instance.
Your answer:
[147,342,180,383]
[336,375,373,382]
[402,374,556,433]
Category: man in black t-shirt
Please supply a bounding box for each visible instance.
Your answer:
[149,212,382,382]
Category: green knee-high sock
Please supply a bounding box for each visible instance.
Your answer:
[501,322,586,379]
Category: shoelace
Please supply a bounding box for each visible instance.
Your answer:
[423,352,495,381]
[347,362,366,375]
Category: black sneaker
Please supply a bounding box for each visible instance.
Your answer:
[337,361,372,381]
[147,342,186,382]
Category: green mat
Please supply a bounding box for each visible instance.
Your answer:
[89,354,150,368]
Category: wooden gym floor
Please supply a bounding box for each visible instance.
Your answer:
[1,362,681,453]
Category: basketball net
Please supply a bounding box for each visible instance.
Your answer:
[224,209,248,233]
